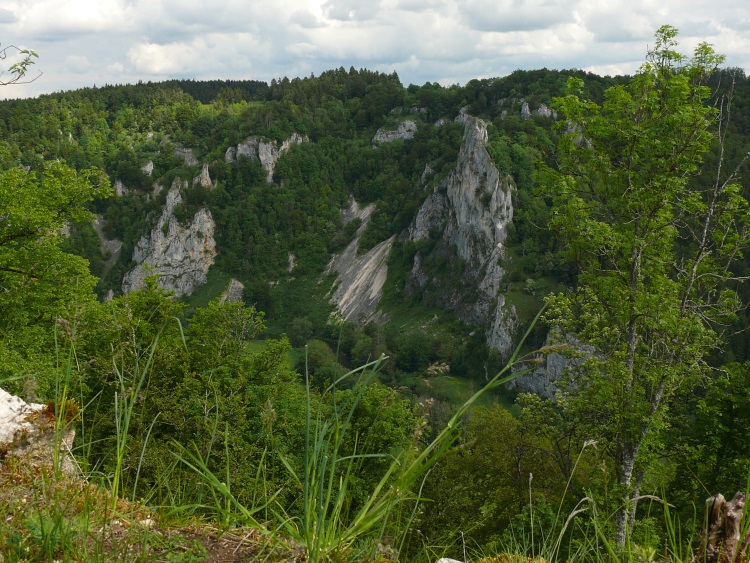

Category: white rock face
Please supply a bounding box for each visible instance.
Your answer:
[193,163,213,188]
[521,102,532,120]
[174,147,198,166]
[536,103,557,119]
[326,198,393,322]
[340,194,373,225]
[220,278,245,304]
[114,179,129,197]
[225,133,307,182]
[509,332,595,398]
[92,214,123,278]
[373,120,418,143]
[122,178,216,297]
[520,102,557,121]
[0,388,76,473]
[408,112,516,356]
[142,160,154,176]
[0,387,43,445]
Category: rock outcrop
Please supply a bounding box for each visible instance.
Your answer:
[193,163,213,188]
[521,101,557,120]
[509,332,595,398]
[225,133,307,182]
[535,103,557,119]
[174,146,198,166]
[113,179,129,197]
[373,120,418,143]
[92,214,122,278]
[521,102,532,120]
[122,178,216,297]
[0,388,76,474]
[407,111,516,356]
[325,197,394,322]
[220,278,245,304]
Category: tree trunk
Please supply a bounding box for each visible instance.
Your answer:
[695,492,750,563]
[614,446,638,546]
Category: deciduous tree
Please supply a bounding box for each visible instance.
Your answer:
[545,25,749,545]
[0,162,110,394]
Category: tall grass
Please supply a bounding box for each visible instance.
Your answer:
[9,307,745,562]
[173,308,546,561]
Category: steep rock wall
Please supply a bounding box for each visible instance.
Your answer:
[325,197,393,322]
[92,214,122,278]
[407,111,516,356]
[509,332,595,398]
[225,133,307,182]
[122,178,216,297]
[373,120,418,143]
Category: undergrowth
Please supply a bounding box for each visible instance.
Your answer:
[1,308,748,562]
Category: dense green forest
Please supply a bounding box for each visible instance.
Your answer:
[1,27,750,562]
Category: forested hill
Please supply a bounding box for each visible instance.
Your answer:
[3,45,750,559]
[3,66,750,375]
[0,67,623,374]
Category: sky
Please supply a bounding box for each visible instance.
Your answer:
[1,0,749,99]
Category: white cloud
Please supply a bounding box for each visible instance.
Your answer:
[397,0,447,12]
[0,0,748,99]
[0,8,19,23]
[127,33,269,76]
[289,10,326,29]
[460,0,579,32]
[322,0,381,21]
[65,54,91,72]
[19,0,127,38]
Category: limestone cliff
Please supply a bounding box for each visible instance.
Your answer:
[122,178,216,297]
[407,111,516,356]
[92,214,122,278]
[0,388,76,473]
[373,120,418,143]
[509,332,595,398]
[325,197,394,322]
[225,133,307,182]
[113,179,129,197]
[193,163,213,188]
[174,146,198,166]
[220,278,245,304]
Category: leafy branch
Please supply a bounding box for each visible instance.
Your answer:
[0,43,41,86]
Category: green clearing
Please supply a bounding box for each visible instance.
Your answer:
[412,374,516,410]
[246,339,300,369]
[183,267,232,312]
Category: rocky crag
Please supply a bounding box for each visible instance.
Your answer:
[220,278,245,304]
[122,177,216,297]
[92,214,122,278]
[326,196,394,322]
[406,110,516,356]
[373,119,418,143]
[225,133,307,182]
[510,332,596,397]
[0,388,76,473]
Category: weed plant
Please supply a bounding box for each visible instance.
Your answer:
[2,308,748,561]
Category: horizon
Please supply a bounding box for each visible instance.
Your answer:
[1,0,749,101]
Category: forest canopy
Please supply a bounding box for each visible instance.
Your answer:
[0,26,749,561]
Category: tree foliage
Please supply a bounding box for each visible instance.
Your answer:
[544,25,749,543]
[0,162,110,395]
